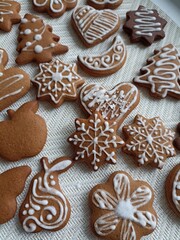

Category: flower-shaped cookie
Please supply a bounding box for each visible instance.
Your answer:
[122,115,176,169]
[68,111,124,171]
[32,59,85,108]
[89,171,157,240]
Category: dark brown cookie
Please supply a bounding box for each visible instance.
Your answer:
[173,122,180,150]
[87,0,123,10]
[16,14,68,65]
[123,5,167,46]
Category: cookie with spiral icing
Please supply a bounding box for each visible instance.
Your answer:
[123,5,167,45]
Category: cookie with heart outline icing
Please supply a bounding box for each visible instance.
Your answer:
[0,165,31,224]
[87,0,123,10]
[165,164,180,217]
[32,58,85,108]
[72,5,120,48]
[122,114,176,169]
[80,83,140,128]
[32,0,77,18]
[78,35,127,76]
[89,171,157,240]
[68,111,125,171]
[16,14,68,65]
[123,5,167,46]
[0,0,21,32]
[134,44,180,99]
[0,48,30,112]
[19,156,73,233]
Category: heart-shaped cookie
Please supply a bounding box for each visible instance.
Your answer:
[0,48,30,111]
[72,6,120,47]
[80,83,140,127]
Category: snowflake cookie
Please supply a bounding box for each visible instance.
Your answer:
[89,171,157,240]
[68,111,125,171]
[122,115,176,169]
[32,59,85,108]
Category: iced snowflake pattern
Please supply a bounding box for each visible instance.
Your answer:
[32,59,84,106]
[123,115,175,169]
[68,112,124,170]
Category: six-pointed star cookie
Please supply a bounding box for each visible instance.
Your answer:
[122,115,176,169]
[68,111,125,171]
[32,59,85,107]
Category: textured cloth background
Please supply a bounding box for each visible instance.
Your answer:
[0,0,180,239]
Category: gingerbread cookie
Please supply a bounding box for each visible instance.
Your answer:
[87,0,123,10]
[0,101,47,162]
[0,0,21,32]
[89,171,157,240]
[16,14,68,65]
[19,156,73,233]
[72,6,120,48]
[0,48,30,112]
[68,111,125,171]
[173,122,180,150]
[134,44,180,99]
[0,166,31,224]
[78,35,127,76]
[32,59,85,108]
[32,0,77,18]
[80,83,140,128]
[123,5,167,46]
[122,115,176,169]
[166,164,180,217]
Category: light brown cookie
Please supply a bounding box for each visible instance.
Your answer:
[0,0,21,32]
[123,5,167,46]
[0,48,30,112]
[32,0,77,18]
[71,5,120,48]
[32,58,85,108]
[80,83,140,128]
[89,171,157,240]
[122,114,176,169]
[134,44,180,99]
[0,166,31,224]
[16,14,68,65]
[165,164,180,217]
[87,0,123,10]
[78,35,127,76]
[68,111,125,171]
[19,156,73,233]
[0,101,47,162]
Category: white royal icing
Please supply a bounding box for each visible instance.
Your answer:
[78,35,126,73]
[21,158,72,233]
[134,44,180,98]
[20,15,57,54]
[0,74,24,102]
[133,7,162,37]
[172,169,180,213]
[73,6,119,45]
[125,115,175,168]
[80,83,139,123]
[0,1,13,23]
[69,113,124,170]
[92,172,156,238]
[90,0,121,5]
[32,59,83,105]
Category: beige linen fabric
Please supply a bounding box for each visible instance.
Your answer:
[0,0,179,239]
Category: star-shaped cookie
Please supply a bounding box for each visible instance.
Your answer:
[68,111,125,171]
[122,115,176,169]
[32,59,85,108]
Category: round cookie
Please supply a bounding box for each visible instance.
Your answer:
[89,171,157,240]
[165,164,180,217]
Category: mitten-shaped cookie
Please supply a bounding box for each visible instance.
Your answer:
[16,14,68,64]
[0,48,30,111]
[0,166,31,224]
[0,0,21,32]
[19,157,73,233]
[0,101,47,161]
